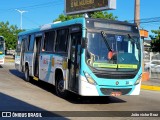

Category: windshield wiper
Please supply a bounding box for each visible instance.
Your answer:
[128,34,140,49]
[101,31,112,52]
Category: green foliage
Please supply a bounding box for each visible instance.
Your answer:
[0,21,23,50]
[53,14,83,22]
[150,27,160,52]
[53,11,118,22]
[91,11,118,20]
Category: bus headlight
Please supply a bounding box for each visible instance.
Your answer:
[83,71,97,85]
[134,74,142,85]
[0,51,3,54]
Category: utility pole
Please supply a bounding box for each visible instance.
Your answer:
[15,9,28,30]
[134,0,140,27]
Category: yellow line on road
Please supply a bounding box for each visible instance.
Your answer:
[141,85,160,91]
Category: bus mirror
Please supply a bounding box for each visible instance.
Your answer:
[68,59,71,69]
[81,38,88,48]
[4,43,6,50]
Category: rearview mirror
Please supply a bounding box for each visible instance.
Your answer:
[81,38,88,48]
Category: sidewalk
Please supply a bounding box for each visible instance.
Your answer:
[141,78,160,91]
[5,55,15,62]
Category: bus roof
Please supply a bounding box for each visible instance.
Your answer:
[18,17,138,36]
[18,17,86,36]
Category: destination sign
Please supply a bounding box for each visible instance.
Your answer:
[65,0,116,15]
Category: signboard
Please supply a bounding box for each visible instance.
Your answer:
[140,29,148,38]
[65,0,116,15]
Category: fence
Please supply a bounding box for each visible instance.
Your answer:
[144,51,160,79]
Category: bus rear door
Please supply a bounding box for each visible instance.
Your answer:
[33,34,43,79]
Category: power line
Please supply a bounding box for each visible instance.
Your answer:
[128,17,160,24]
[0,1,63,13]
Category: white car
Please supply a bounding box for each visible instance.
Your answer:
[144,60,160,73]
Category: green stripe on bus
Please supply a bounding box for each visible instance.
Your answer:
[93,63,117,68]
[93,62,137,69]
[118,64,137,69]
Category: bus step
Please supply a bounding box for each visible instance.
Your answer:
[33,76,39,81]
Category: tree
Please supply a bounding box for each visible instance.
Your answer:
[90,11,118,20]
[53,11,118,22]
[150,27,160,52]
[0,21,23,50]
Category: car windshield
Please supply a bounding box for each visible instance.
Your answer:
[86,32,140,71]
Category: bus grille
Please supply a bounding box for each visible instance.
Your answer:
[93,72,136,79]
[100,88,132,95]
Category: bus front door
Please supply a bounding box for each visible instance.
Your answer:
[69,32,81,93]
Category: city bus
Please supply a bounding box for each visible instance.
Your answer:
[15,18,142,97]
[0,36,5,64]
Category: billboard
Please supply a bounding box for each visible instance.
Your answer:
[65,0,116,15]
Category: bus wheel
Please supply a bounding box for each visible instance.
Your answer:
[56,76,67,98]
[25,66,31,82]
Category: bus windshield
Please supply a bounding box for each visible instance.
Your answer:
[0,42,4,51]
[86,32,140,71]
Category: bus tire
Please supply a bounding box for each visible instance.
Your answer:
[25,66,31,82]
[55,75,67,98]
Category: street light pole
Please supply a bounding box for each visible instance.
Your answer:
[15,9,28,30]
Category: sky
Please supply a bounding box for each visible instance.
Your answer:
[0,0,160,38]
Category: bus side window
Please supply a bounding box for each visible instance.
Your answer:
[55,29,69,52]
[42,31,55,52]
[16,36,22,52]
[28,35,35,52]
[22,38,28,52]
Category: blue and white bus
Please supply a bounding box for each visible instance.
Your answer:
[0,36,5,64]
[15,18,142,97]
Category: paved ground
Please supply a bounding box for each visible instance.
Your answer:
[0,62,160,120]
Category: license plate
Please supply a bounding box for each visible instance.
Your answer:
[111,92,122,96]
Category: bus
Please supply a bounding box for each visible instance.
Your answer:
[0,36,5,64]
[15,18,142,97]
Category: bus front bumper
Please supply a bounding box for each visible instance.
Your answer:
[79,76,141,96]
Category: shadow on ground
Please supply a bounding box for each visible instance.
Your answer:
[9,69,126,104]
[0,93,68,120]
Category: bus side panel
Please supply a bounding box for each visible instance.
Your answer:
[39,54,67,88]
[24,52,34,76]
[0,54,5,64]
[39,54,54,84]
[0,36,5,64]
[15,52,21,71]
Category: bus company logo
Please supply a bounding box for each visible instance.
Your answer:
[116,81,119,85]
[1,112,42,118]
[2,112,11,117]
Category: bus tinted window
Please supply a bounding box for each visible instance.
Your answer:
[29,35,35,51]
[43,31,55,52]
[55,29,69,52]
[22,38,28,52]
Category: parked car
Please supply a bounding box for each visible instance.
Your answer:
[144,60,160,73]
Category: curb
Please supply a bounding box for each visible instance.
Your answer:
[141,85,160,91]
[5,59,15,62]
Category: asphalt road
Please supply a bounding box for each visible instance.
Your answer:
[0,62,160,120]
